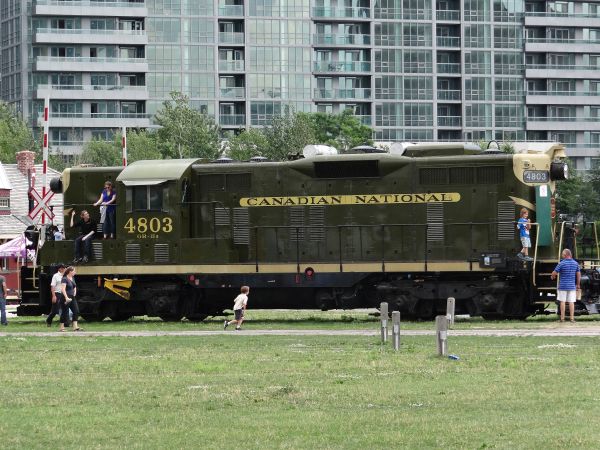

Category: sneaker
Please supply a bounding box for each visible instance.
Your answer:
[46,321,52,327]
[82,256,88,263]
[516,253,524,259]
[524,256,534,262]
[223,320,228,330]
[73,258,81,263]
[235,327,241,331]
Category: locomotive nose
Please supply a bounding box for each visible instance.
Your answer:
[550,161,568,181]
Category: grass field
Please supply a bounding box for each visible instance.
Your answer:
[2,331,600,449]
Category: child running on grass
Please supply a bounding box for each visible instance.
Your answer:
[224,286,250,331]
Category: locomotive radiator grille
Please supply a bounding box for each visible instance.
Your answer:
[309,206,325,242]
[233,208,250,245]
[154,244,170,263]
[497,201,515,240]
[426,203,444,242]
[125,244,141,264]
[289,206,305,241]
[92,242,103,261]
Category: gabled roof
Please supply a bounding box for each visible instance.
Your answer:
[0,163,63,240]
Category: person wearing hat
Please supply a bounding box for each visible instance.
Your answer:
[46,264,66,327]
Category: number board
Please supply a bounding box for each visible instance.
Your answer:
[124,216,174,239]
[523,170,549,183]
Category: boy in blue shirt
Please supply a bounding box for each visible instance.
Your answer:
[551,249,581,322]
[517,208,533,261]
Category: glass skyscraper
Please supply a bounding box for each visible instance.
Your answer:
[0,0,598,171]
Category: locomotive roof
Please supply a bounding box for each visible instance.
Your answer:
[116,159,199,185]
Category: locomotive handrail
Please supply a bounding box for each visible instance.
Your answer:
[595,222,600,260]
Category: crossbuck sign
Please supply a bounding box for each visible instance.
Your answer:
[28,187,55,220]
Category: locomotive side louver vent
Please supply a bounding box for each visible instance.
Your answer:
[420,168,448,185]
[92,242,103,261]
[427,203,444,242]
[449,167,475,184]
[477,166,504,184]
[233,207,250,245]
[309,206,325,241]
[154,244,169,263]
[126,244,141,263]
[215,207,231,226]
[226,173,251,191]
[289,206,305,241]
[497,201,515,240]
[200,174,225,192]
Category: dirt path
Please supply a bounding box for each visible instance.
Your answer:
[3,326,600,338]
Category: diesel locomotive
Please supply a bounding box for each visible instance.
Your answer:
[17,142,600,321]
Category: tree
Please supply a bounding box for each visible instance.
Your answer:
[80,138,121,167]
[120,129,161,163]
[226,128,269,161]
[303,110,373,151]
[154,91,221,160]
[261,110,316,160]
[555,165,600,221]
[0,101,36,162]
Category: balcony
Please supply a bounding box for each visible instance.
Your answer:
[437,36,461,47]
[437,63,461,74]
[35,84,149,101]
[311,6,371,19]
[525,38,600,53]
[375,88,402,100]
[34,56,148,72]
[219,87,245,99]
[49,141,84,155]
[39,112,152,128]
[219,32,244,44]
[34,0,148,18]
[526,91,600,106]
[437,116,462,127]
[524,12,600,27]
[218,4,244,16]
[313,88,371,100]
[437,90,461,101]
[526,116,600,131]
[526,64,600,79]
[34,28,147,45]
[219,60,245,72]
[220,114,246,126]
[313,61,371,73]
[313,34,371,46]
[436,10,460,21]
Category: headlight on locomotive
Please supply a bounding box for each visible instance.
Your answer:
[550,161,568,181]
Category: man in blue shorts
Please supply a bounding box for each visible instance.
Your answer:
[551,249,580,323]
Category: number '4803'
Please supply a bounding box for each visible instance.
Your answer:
[124,217,173,234]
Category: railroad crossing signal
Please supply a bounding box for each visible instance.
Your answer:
[28,187,55,220]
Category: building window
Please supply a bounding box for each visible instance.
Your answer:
[0,198,9,209]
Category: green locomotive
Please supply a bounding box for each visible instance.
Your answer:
[18,142,599,321]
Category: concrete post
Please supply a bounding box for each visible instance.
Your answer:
[436,315,448,356]
[446,297,455,327]
[380,302,388,343]
[392,311,400,351]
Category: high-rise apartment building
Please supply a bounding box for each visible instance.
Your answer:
[0,0,598,171]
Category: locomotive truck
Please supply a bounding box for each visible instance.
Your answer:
[17,142,600,321]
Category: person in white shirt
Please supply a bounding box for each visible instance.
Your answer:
[224,286,250,331]
[46,264,66,327]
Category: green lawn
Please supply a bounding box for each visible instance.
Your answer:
[1,334,599,449]
[4,307,600,332]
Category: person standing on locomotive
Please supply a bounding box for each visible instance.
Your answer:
[46,264,66,327]
[517,208,533,261]
[70,210,96,263]
[93,181,117,239]
[551,249,581,323]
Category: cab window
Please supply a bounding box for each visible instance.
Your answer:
[126,184,168,212]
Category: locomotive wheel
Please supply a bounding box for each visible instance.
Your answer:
[159,315,183,322]
[80,313,105,322]
[481,313,504,321]
[109,314,132,322]
[185,314,209,322]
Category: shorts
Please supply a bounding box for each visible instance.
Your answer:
[520,237,531,248]
[234,309,244,321]
[557,290,576,303]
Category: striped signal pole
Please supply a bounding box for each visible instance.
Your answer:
[42,96,50,224]
[122,126,128,166]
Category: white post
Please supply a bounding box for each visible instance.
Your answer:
[436,315,448,356]
[392,311,400,351]
[121,126,128,166]
[42,96,50,224]
[446,297,456,327]
[380,302,388,343]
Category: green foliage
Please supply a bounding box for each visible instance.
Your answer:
[0,101,36,162]
[226,128,269,161]
[303,110,373,151]
[80,138,121,167]
[261,110,316,160]
[555,162,600,220]
[126,129,162,163]
[155,91,221,160]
